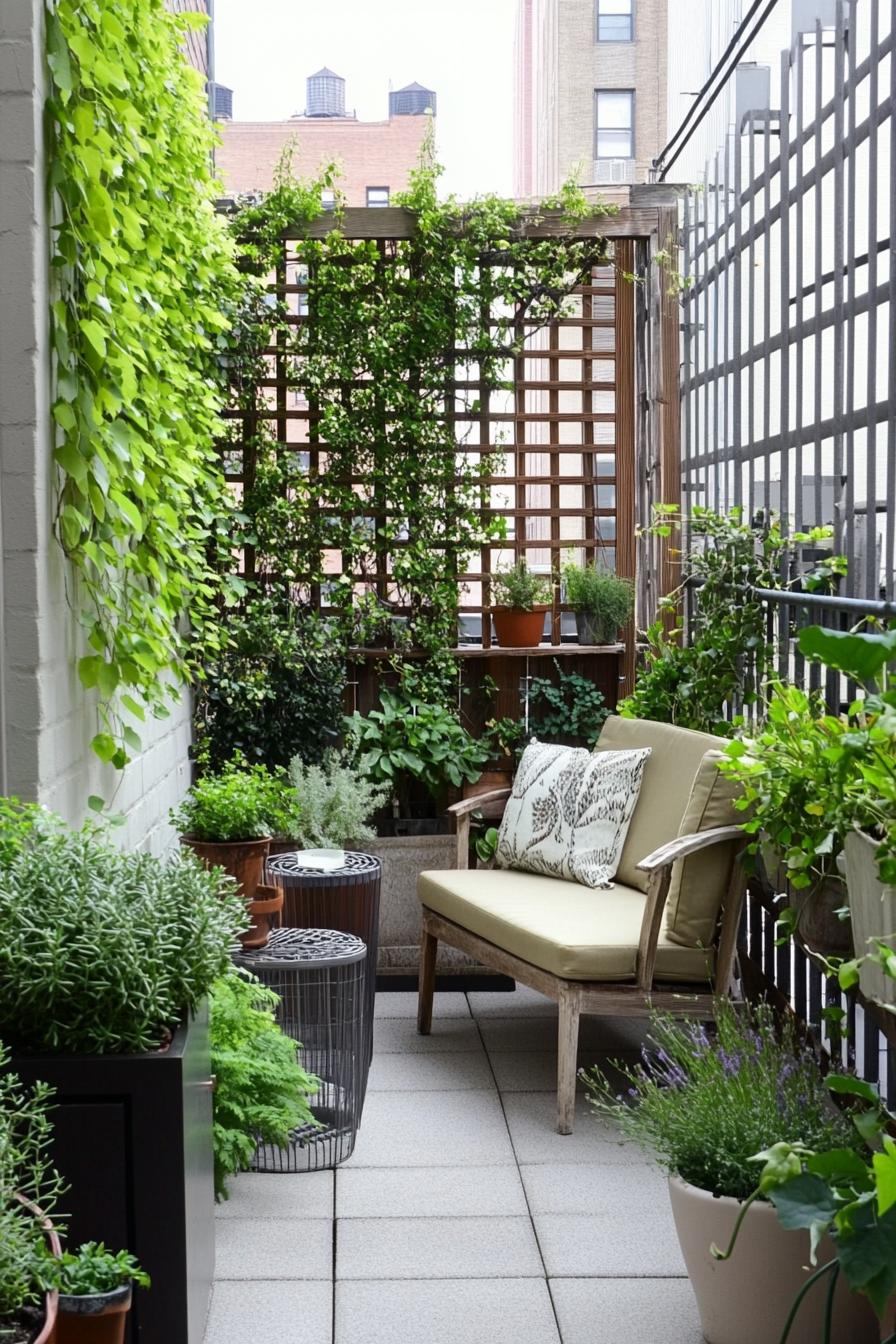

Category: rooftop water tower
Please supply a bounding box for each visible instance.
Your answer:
[389,81,437,117]
[306,67,346,118]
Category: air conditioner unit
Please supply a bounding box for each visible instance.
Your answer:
[594,158,635,185]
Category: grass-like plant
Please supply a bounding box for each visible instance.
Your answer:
[584,999,857,1202]
[51,1243,150,1297]
[209,970,319,1200]
[0,1047,65,1327]
[491,559,551,611]
[0,825,246,1055]
[170,759,284,842]
[562,562,634,636]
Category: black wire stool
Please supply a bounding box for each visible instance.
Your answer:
[234,927,369,1171]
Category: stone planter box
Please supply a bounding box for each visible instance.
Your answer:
[359,834,482,976]
[9,1005,214,1344]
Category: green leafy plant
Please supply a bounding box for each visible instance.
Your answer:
[713,1074,896,1340]
[0,822,246,1054]
[347,689,488,817]
[618,506,844,734]
[170,759,285,841]
[283,751,389,847]
[50,1243,149,1297]
[562,562,634,640]
[193,601,346,772]
[528,664,608,746]
[46,0,244,767]
[474,825,500,865]
[0,1047,65,1328]
[209,969,319,1201]
[584,999,857,1202]
[491,560,551,612]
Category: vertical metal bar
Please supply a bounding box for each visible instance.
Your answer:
[761,110,772,524]
[842,0,858,596]
[793,31,805,538]
[831,1,847,559]
[703,159,713,514]
[682,193,693,506]
[812,21,824,528]
[864,0,880,602]
[886,0,896,600]
[732,116,743,510]
[747,116,757,514]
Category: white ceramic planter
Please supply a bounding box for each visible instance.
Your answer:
[844,829,896,1007]
[667,1175,878,1344]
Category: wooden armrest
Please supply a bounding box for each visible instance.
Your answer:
[636,825,745,874]
[446,788,512,819]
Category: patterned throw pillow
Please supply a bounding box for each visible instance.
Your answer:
[495,741,651,889]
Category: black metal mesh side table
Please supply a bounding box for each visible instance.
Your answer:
[266,851,381,1059]
[233,928,368,1171]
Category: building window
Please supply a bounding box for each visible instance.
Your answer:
[596,0,633,41]
[321,188,336,211]
[594,90,634,158]
[366,186,390,207]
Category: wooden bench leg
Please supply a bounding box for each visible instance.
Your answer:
[556,985,581,1134]
[417,922,438,1035]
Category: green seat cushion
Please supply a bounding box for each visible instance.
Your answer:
[418,867,714,984]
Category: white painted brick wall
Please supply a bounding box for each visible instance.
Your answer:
[0,0,192,854]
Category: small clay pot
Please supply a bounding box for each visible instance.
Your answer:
[243,883,284,950]
[491,607,546,648]
[56,1284,132,1344]
[180,836,271,902]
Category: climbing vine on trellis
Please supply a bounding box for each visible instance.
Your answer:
[45,0,242,768]
[221,127,614,704]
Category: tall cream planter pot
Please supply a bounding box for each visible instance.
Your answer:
[844,830,896,1007]
[667,1177,878,1344]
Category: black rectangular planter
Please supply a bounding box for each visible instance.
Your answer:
[9,1003,214,1344]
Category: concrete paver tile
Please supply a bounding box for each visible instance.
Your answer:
[549,1277,702,1344]
[336,1278,561,1344]
[204,1281,331,1344]
[336,1164,527,1219]
[213,1217,332,1280]
[344,1089,514,1168]
[336,1215,543,1280]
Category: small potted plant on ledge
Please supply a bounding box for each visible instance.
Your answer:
[563,561,634,645]
[584,1000,876,1344]
[490,558,550,648]
[52,1243,149,1344]
[172,759,284,948]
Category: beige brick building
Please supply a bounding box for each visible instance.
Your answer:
[515,0,668,196]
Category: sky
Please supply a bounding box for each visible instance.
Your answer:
[212,0,517,199]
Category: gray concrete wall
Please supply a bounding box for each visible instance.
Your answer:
[0,0,192,853]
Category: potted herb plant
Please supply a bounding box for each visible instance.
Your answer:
[345,688,489,976]
[171,759,284,948]
[490,559,550,648]
[0,819,245,1344]
[562,561,634,645]
[52,1243,149,1344]
[267,750,389,857]
[721,685,853,955]
[584,1000,875,1344]
[0,1049,64,1344]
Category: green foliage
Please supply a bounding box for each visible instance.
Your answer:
[193,601,346,772]
[798,624,896,886]
[0,1047,65,1322]
[284,751,389,847]
[618,506,844,734]
[720,1079,896,1325]
[45,0,243,767]
[0,822,245,1054]
[0,800,61,869]
[51,1243,149,1297]
[562,563,634,635]
[491,560,550,612]
[170,759,284,842]
[214,126,613,707]
[209,970,319,1201]
[474,826,500,865]
[529,664,608,747]
[584,1000,856,1202]
[347,689,488,816]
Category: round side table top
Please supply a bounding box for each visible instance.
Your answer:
[233,927,367,969]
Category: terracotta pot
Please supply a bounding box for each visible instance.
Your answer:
[491,607,546,648]
[14,1195,60,1344]
[180,836,271,902]
[56,1285,132,1344]
[844,829,896,1006]
[668,1175,878,1344]
[242,882,284,950]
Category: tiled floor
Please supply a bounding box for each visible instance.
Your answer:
[204,986,703,1344]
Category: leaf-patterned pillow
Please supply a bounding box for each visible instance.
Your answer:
[495,741,651,889]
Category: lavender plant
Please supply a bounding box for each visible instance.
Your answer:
[584,1000,857,1201]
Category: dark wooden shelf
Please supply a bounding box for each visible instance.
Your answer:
[348,644,625,659]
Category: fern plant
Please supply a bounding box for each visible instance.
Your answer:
[209,970,319,1200]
